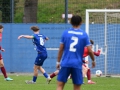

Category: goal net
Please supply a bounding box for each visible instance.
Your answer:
[86,9,120,76]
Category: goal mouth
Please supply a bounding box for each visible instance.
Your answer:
[85,9,120,76]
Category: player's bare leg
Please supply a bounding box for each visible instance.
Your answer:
[0,59,4,67]
[82,65,88,77]
[25,65,38,84]
[0,60,7,78]
[0,59,13,81]
[50,70,59,78]
[83,61,95,84]
[26,65,51,84]
[34,65,39,76]
[57,81,65,90]
[73,84,81,90]
[39,66,45,73]
[81,64,89,84]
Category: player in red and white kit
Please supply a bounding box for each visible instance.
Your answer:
[82,40,100,84]
[0,25,13,81]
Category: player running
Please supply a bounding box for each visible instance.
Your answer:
[0,25,13,81]
[18,26,51,84]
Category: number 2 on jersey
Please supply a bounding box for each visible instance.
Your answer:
[69,36,78,52]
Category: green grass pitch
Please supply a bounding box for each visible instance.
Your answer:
[0,74,120,90]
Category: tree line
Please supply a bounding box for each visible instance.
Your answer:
[0,0,38,23]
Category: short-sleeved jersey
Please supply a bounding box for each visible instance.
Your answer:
[0,33,2,50]
[0,33,2,42]
[32,34,47,54]
[60,28,91,69]
[83,47,88,58]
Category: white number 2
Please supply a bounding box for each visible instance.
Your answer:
[40,37,44,46]
[69,36,78,52]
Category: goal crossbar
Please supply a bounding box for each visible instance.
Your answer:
[86,9,120,13]
[86,9,120,34]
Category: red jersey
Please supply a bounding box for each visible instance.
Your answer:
[0,33,2,42]
[0,33,2,50]
[83,47,100,58]
[83,47,89,58]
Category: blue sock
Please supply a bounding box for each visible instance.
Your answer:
[32,76,37,82]
[43,72,49,78]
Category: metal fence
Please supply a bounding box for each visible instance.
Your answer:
[0,0,120,23]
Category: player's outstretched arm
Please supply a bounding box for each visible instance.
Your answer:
[18,35,34,39]
[94,49,101,56]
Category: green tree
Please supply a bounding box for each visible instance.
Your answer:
[23,0,38,23]
[1,0,11,23]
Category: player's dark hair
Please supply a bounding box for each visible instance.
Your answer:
[90,40,94,44]
[0,25,3,29]
[70,15,82,26]
[31,26,39,32]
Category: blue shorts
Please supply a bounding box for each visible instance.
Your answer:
[57,67,83,85]
[34,53,47,66]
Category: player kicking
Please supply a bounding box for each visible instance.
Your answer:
[0,25,13,81]
[18,26,51,84]
[82,40,101,84]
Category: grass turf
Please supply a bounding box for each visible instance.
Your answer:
[0,74,120,90]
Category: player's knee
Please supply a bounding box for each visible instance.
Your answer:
[34,67,37,71]
[39,66,43,70]
[33,66,38,71]
[55,70,59,75]
[0,63,4,67]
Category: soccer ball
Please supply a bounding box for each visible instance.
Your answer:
[95,70,102,77]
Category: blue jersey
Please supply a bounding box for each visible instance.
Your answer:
[32,34,47,54]
[60,28,91,69]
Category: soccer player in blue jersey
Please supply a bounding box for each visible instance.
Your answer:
[56,15,95,90]
[18,26,51,84]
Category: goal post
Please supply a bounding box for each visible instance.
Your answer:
[85,9,120,77]
[86,9,120,34]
